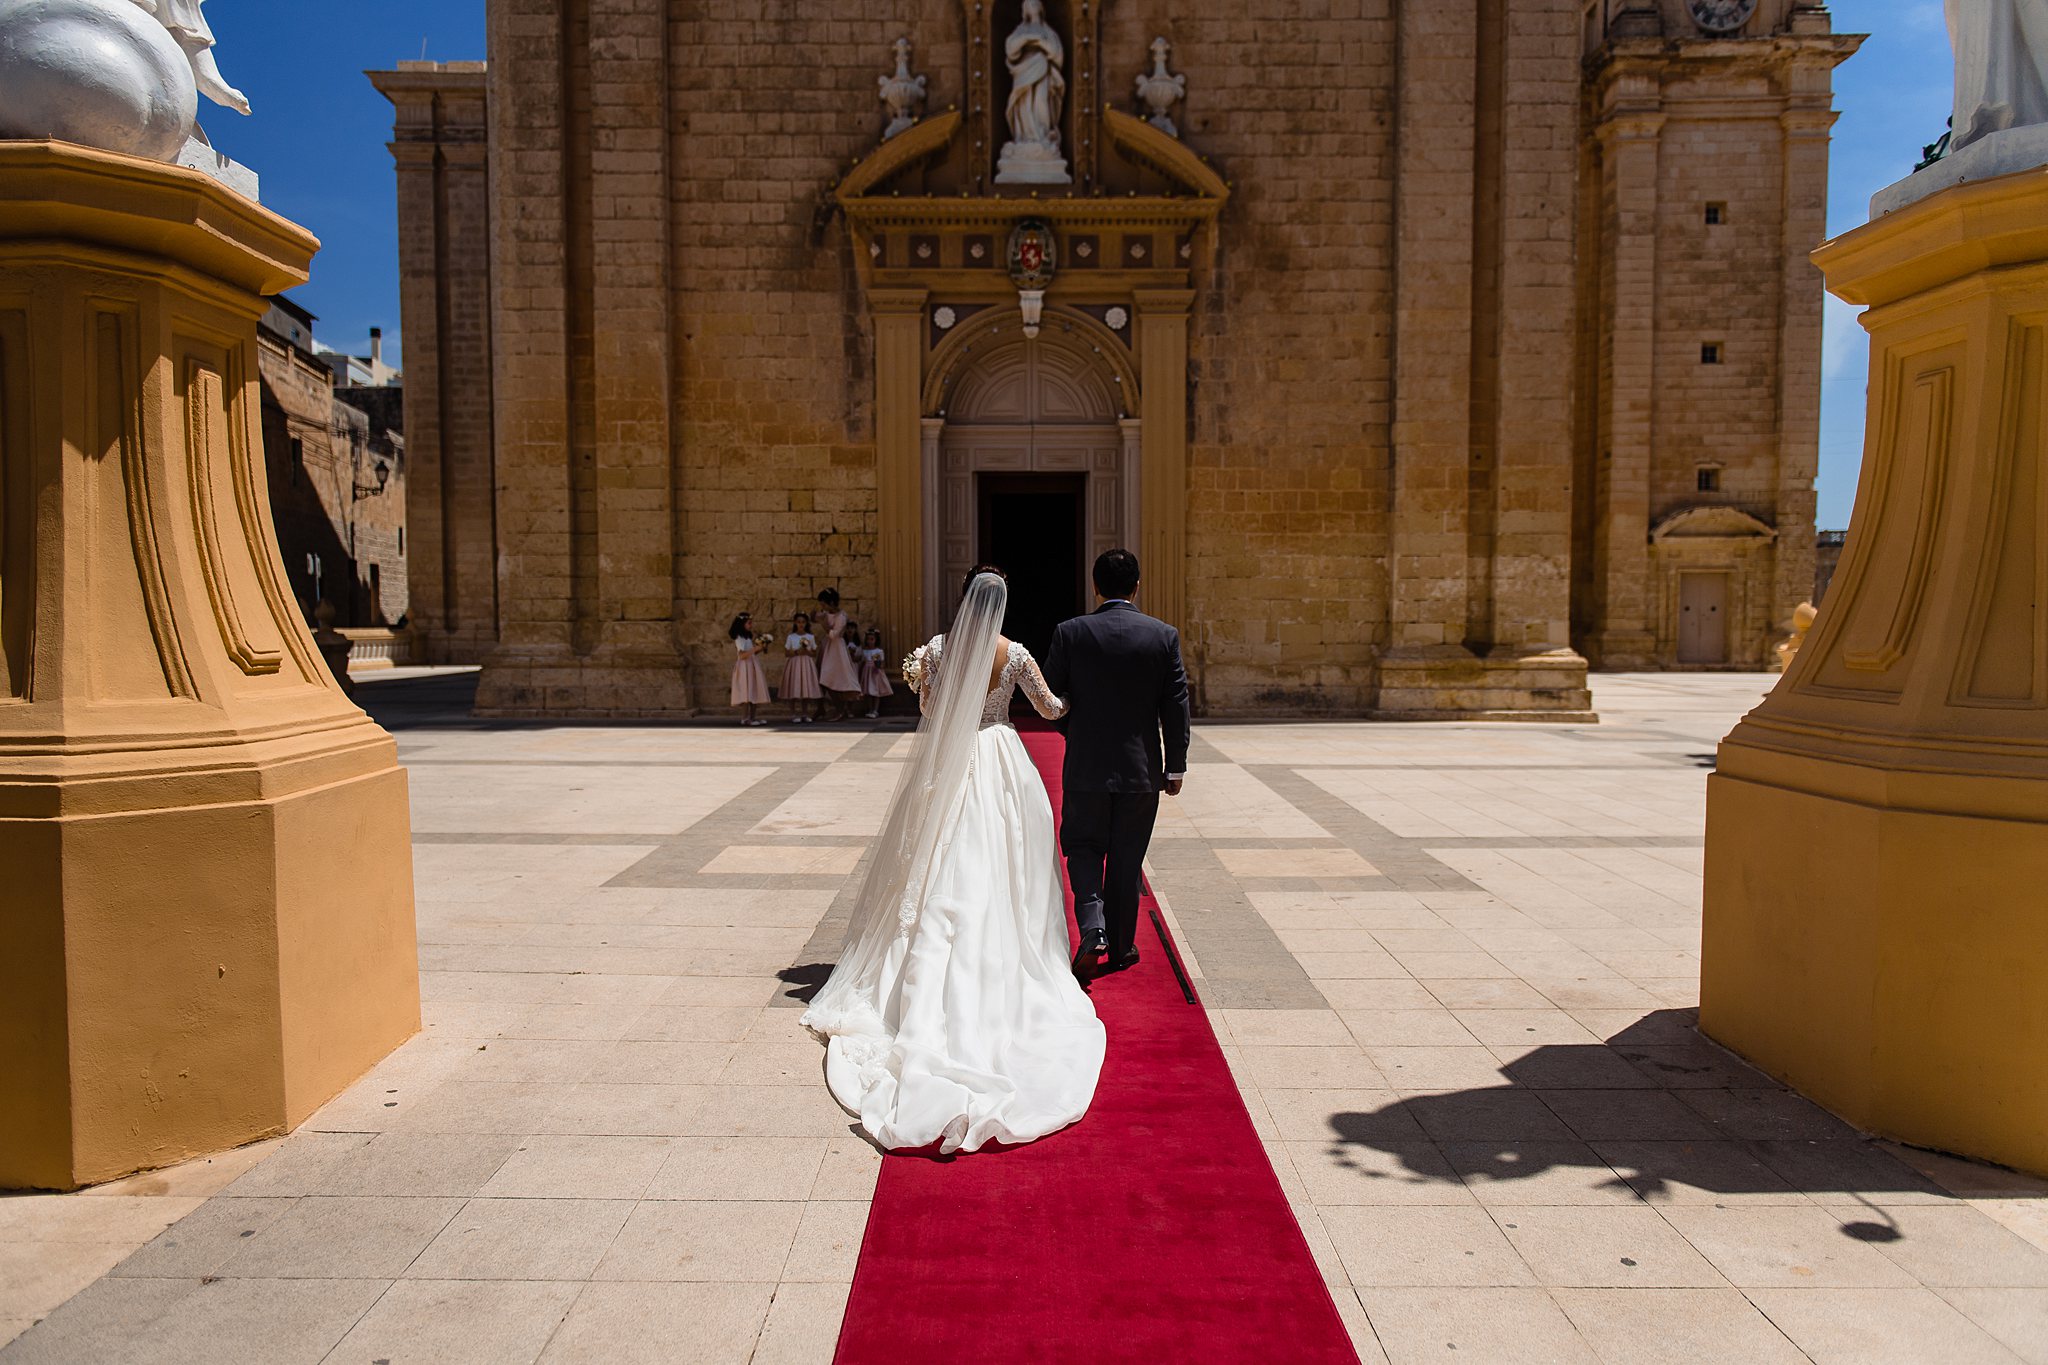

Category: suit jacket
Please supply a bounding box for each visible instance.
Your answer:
[1042,601,1192,793]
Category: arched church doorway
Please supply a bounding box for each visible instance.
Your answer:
[978,472,1086,660]
[923,312,1139,657]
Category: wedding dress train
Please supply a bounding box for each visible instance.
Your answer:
[802,576,1104,1153]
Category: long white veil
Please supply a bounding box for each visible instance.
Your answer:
[801,572,1010,1042]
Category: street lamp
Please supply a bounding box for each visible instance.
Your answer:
[352,458,391,502]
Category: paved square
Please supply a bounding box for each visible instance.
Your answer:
[5,674,2045,1364]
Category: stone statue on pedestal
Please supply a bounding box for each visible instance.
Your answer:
[1948,0,2048,149]
[135,0,249,117]
[997,0,1068,184]
[1875,0,2048,213]
[0,0,247,164]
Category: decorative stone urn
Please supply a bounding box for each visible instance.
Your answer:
[0,0,197,161]
[877,36,926,141]
[1134,37,1186,137]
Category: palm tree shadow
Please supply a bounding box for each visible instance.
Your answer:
[1323,1009,1964,1229]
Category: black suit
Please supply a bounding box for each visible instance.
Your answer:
[1041,601,1193,956]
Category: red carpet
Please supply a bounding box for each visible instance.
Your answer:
[831,727,1360,1364]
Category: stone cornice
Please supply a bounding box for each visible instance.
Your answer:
[0,141,316,297]
[841,196,1224,233]
[1587,32,1864,87]
[1818,164,2048,311]
[366,65,487,101]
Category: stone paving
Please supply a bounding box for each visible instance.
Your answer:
[5,672,2047,1364]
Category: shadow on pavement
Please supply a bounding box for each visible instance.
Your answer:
[1324,1009,1982,1243]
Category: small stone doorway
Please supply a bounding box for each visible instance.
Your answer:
[978,472,1086,660]
[1678,572,1729,664]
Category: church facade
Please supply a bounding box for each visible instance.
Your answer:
[373,0,1858,718]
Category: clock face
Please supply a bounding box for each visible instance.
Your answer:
[1690,0,1757,33]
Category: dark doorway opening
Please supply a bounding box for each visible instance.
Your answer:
[977,472,1085,661]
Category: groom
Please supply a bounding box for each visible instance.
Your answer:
[1042,549,1192,982]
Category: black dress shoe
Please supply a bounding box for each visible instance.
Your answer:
[1103,948,1140,975]
[1072,930,1107,982]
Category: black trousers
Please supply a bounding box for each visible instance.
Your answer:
[1060,790,1161,956]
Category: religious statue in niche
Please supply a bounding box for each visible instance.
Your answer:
[996,0,1069,184]
[1946,0,2048,150]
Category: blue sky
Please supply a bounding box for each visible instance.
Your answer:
[201,2,487,366]
[205,1,1947,528]
[1820,1,1955,526]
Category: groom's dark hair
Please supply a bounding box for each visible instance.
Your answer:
[1093,548,1140,599]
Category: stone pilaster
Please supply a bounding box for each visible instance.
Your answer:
[371,64,497,666]
[477,0,572,687]
[872,288,926,659]
[474,0,690,716]
[1489,0,1582,666]
[1775,90,1840,634]
[1589,98,1664,668]
[1134,287,1193,632]
[1386,0,1476,661]
[1379,0,1589,718]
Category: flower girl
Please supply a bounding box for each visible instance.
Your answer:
[781,611,822,723]
[814,589,862,720]
[859,628,894,719]
[729,613,770,726]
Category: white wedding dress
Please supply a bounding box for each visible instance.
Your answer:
[801,575,1105,1153]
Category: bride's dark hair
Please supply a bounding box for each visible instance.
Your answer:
[962,563,1007,598]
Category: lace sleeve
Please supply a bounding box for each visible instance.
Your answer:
[1015,646,1067,720]
[905,638,943,716]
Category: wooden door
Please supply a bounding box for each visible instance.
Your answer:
[1678,572,1728,664]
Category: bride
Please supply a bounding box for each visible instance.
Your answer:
[801,568,1105,1153]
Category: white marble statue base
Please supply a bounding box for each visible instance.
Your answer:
[995,141,1069,186]
[1872,125,2048,215]
[176,135,258,201]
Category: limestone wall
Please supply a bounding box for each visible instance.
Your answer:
[377,0,1858,713]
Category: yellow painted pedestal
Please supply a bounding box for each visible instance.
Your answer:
[0,144,421,1190]
[1702,167,2048,1176]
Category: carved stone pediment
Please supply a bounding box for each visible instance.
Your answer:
[832,107,1227,296]
[835,108,1226,216]
[1651,505,1779,542]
